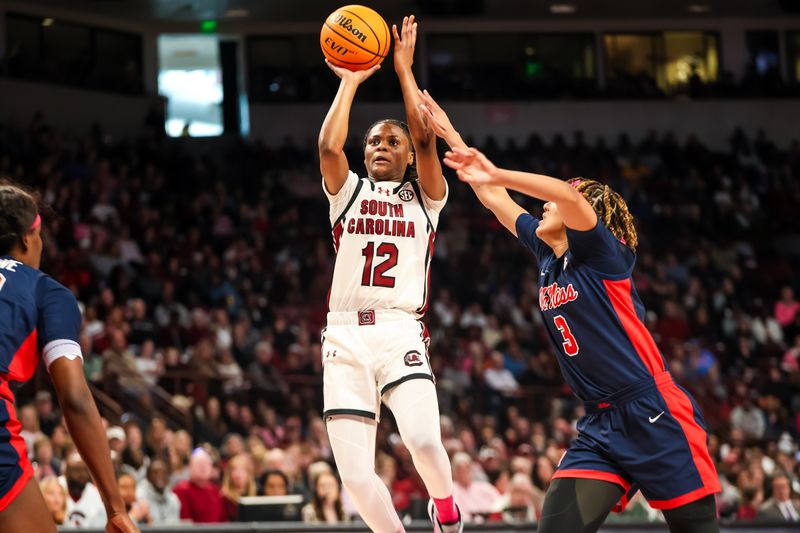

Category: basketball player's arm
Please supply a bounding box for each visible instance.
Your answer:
[50,359,131,523]
[319,61,380,195]
[393,15,446,201]
[38,281,138,532]
[444,147,598,231]
[415,88,523,229]
[417,88,467,150]
[475,186,528,237]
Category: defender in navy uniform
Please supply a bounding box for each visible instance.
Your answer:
[0,182,138,532]
[417,91,720,533]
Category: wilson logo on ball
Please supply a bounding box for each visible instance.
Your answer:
[331,14,368,43]
[320,5,390,71]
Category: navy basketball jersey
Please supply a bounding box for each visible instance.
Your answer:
[0,256,82,402]
[516,215,666,400]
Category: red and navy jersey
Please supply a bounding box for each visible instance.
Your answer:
[0,256,82,402]
[516,215,667,400]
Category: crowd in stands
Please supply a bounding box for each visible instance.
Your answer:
[1,111,799,526]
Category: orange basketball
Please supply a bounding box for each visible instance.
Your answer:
[320,5,390,71]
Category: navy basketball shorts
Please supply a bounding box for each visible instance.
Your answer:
[321,309,434,422]
[554,371,721,511]
[0,385,33,512]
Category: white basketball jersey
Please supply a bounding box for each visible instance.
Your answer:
[324,171,447,317]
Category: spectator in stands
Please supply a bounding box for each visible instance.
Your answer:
[261,470,290,496]
[450,452,502,522]
[221,454,257,521]
[40,476,68,526]
[60,453,107,527]
[168,429,193,484]
[246,341,288,403]
[35,390,61,436]
[484,351,520,396]
[738,487,761,521]
[497,472,541,523]
[19,404,44,458]
[121,421,148,479]
[775,286,800,328]
[301,470,349,524]
[757,473,800,523]
[198,397,228,448]
[118,472,153,525]
[101,328,151,409]
[33,436,59,480]
[136,459,181,525]
[173,448,227,523]
[107,425,127,455]
[730,386,767,441]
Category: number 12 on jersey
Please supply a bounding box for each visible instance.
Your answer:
[553,315,579,356]
[361,242,398,288]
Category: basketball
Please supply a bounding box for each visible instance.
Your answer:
[320,5,390,71]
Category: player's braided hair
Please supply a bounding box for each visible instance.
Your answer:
[0,180,40,255]
[567,178,638,251]
[363,119,418,182]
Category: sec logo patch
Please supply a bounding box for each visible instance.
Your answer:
[398,189,414,202]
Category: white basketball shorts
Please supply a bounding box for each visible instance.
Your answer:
[321,309,433,421]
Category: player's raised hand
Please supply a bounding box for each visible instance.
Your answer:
[444,147,499,185]
[418,89,455,139]
[106,511,140,533]
[324,59,380,85]
[392,15,417,73]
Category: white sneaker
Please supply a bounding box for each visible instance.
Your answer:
[427,499,464,533]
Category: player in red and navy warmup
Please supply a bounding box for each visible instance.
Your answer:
[0,182,138,533]
[418,92,720,533]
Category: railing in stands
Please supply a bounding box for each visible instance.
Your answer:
[95,374,191,432]
[87,382,123,425]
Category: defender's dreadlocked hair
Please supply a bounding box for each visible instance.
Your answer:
[567,178,638,251]
[362,119,417,182]
[0,180,40,255]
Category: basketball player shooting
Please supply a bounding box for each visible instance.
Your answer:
[318,15,462,533]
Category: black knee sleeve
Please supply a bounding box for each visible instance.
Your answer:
[537,478,625,533]
[662,495,720,533]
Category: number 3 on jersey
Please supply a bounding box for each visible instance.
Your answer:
[361,242,398,288]
[553,315,579,356]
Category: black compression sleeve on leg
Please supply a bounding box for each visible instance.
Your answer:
[662,495,720,533]
[537,478,625,533]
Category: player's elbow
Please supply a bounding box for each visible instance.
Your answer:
[555,183,582,204]
[58,383,94,417]
[317,139,342,157]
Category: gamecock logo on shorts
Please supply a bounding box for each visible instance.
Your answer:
[358,310,376,326]
[398,189,414,202]
[404,350,424,367]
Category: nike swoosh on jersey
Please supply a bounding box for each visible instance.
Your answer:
[648,411,665,423]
